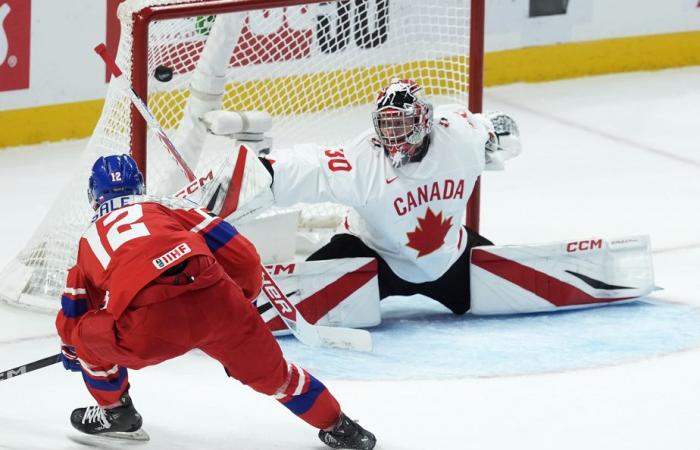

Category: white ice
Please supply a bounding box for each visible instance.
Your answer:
[1,67,700,449]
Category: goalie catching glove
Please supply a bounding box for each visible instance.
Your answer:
[483,111,521,170]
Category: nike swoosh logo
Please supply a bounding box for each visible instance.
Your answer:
[386,176,398,184]
[565,270,635,290]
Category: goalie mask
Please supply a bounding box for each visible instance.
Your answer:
[372,79,433,167]
[88,154,145,209]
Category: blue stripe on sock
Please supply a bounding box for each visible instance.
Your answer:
[81,366,128,392]
[279,376,326,416]
[204,221,238,253]
[61,296,88,318]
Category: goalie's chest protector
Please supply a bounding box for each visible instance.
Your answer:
[348,107,487,283]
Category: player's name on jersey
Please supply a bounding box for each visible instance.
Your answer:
[91,195,135,222]
[393,179,466,216]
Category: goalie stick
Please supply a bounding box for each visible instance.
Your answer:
[94,44,372,353]
[0,353,60,381]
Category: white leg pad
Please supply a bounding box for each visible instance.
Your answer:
[470,235,656,315]
[255,258,381,335]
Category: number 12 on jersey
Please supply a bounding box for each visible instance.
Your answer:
[85,204,151,269]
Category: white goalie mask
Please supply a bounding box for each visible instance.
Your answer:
[372,79,433,167]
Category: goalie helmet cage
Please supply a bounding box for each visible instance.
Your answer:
[0,0,485,312]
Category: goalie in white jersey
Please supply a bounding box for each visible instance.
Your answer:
[262,79,521,314]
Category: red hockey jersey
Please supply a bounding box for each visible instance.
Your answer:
[56,195,261,345]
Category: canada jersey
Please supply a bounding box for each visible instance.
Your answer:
[77,196,225,318]
[271,104,490,282]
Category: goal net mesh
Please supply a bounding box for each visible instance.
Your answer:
[0,0,475,311]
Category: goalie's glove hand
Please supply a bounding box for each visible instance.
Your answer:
[484,112,522,170]
[60,344,81,372]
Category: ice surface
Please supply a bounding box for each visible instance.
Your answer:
[281,297,700,379]
[1,67,699,449]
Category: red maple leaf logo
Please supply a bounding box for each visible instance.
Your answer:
[406,208,453,257]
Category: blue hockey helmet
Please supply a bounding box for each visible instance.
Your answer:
[88,154,144,209]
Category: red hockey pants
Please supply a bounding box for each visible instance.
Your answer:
[72,255,341,429]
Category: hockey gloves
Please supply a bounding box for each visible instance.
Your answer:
[60,344,81,372]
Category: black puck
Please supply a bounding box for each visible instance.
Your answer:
[154,65,174,82]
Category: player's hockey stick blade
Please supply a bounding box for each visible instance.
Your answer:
[261,268,373,352]
[68,429,151,445]
[314,325,373,352]
[0,353,61,381]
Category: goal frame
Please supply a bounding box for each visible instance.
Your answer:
[128,0,485,231]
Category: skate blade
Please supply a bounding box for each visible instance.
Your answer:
[68,429,150,446]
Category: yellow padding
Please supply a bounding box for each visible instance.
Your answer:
[485,30,700,85]
[0,100,103,148]
[150,57,469,128]
[2,31,699,149]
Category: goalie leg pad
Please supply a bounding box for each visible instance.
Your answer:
[255,258,381,334]
[470,235,656,315]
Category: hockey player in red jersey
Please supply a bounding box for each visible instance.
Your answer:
[263,79,521,315]
[56,154,376,449]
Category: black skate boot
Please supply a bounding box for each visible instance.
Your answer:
[318,413,376,450]
[70,392,149,441]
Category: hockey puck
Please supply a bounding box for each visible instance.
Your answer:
[154,65,174,82]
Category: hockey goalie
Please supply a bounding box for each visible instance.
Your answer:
[180,78,655,331]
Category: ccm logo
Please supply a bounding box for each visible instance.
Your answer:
[0,366,25,380]
[175,170,214,198]
[265,264,296,276]
[566,239,603,253]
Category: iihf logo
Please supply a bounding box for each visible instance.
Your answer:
[0,3,10,66]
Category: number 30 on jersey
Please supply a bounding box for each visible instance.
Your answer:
[324,149,352,172]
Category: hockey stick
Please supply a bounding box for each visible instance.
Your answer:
[94,44,195,182]
[260,268,371,352]
[0,353,61,381]
[94,44,372,352]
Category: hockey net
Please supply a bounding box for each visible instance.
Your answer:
[0,0,483,311]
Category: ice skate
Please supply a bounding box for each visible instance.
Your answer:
[319,413,376,450]
[70,392,149,441]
